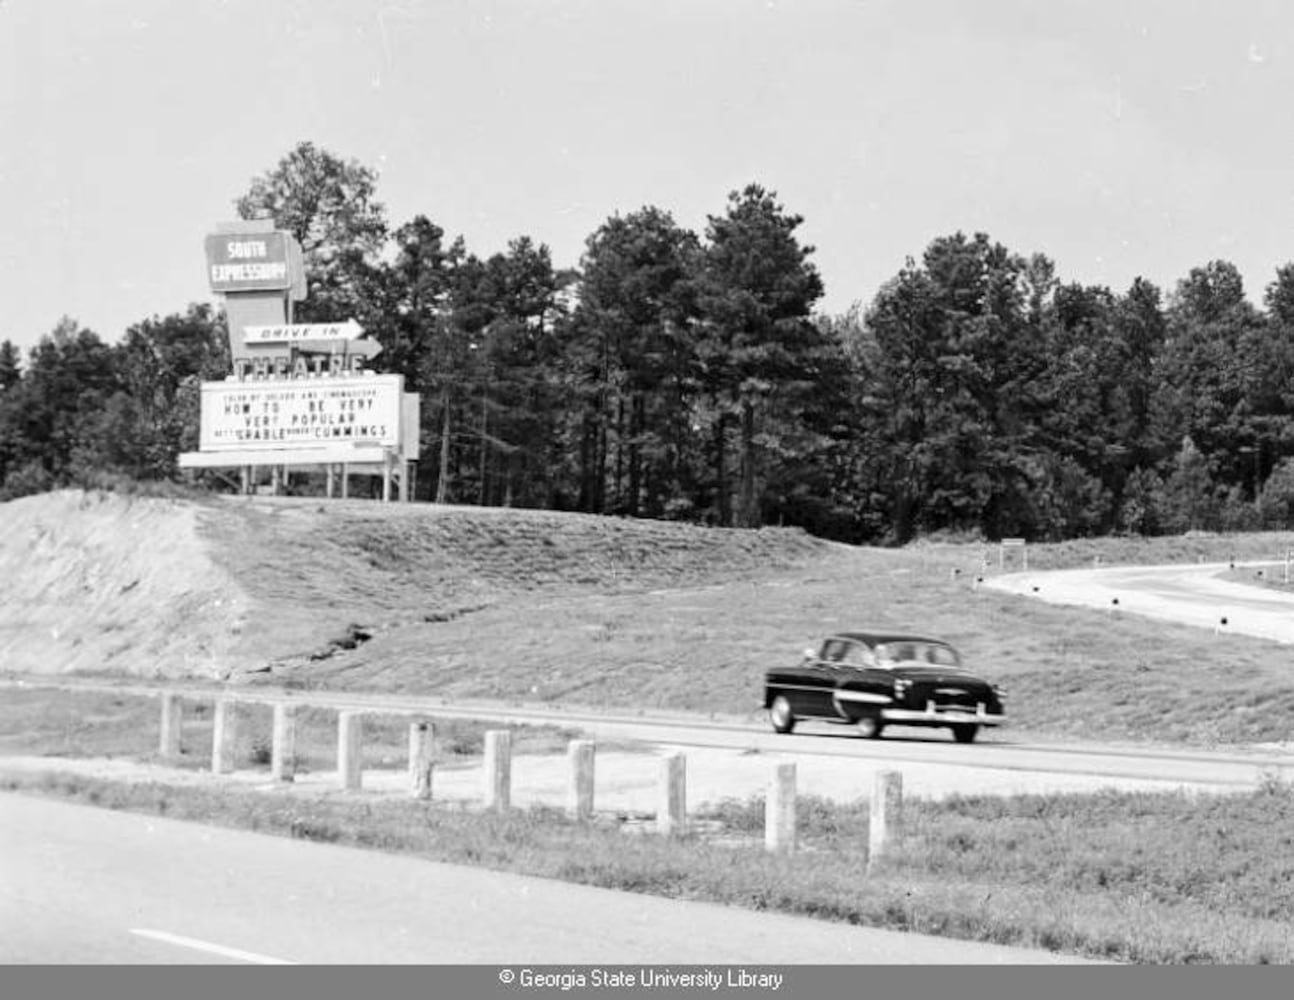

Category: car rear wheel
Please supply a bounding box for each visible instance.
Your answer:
[951,724,979,744]
[769,695,796,734]
[855,713,884,739]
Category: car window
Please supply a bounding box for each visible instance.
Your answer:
[888,642,918,662]
[819,639,848,663]
[873,641,960,666]
[840,643,876,668]
[925,644,961,666]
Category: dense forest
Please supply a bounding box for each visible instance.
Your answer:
[4,141,1294,544]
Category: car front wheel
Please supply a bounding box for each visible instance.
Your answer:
[769,695,796,734]
[951,724,979,744]
[855,713,884,739]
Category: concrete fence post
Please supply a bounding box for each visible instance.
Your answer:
[409,719,435,800]
[867,770,903,871]
[483,730,512,811]
[211,699,237,774]
[159,693,183,758]
[567,739,596,821]
[657,752,687,836]
[270,704,297,783]
[337,711,363,791]
[765,762,797,854]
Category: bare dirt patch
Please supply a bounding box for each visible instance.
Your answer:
[0,491,252,679]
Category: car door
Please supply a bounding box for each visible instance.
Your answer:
[789,638,849,717]
[791,639,854,719]
[832,641,892,720]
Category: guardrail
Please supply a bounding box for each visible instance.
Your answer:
[151,691,904,863]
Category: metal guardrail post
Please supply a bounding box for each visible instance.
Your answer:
[765,762,797,854]
[211,699,238,774]
[484,730,512,811]
[338,711,363,790]
[159,693,183,758]
[657,752,687,836]
[868,770,903,871]
[409,719,435,800]
[271,704,297,783]
[567,740,596,821]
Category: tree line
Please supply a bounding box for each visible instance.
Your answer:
[4,141,1294,543]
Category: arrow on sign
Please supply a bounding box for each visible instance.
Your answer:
[243,319,365,343]
[290,336,384,362]
[344,338,383,361]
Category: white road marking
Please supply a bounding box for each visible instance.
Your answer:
[129,928,296,965]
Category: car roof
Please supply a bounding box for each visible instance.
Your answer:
[827,631,953,647]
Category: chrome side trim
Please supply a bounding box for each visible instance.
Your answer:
[832,690,893,705]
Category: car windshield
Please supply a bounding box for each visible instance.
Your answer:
[874,642,961,667]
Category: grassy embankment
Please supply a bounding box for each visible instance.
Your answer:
[8,492,1294,746]
[203,502,1294,748]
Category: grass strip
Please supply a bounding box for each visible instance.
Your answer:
[4,768,1292,964]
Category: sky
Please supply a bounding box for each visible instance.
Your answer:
[3,0,1293,354]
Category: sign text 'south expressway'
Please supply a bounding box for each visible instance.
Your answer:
[203,232,292,292]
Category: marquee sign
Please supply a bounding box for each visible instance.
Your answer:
[198,374,404,452]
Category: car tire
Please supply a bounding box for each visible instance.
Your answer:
[855,713,884,739]
[769,695,796,734]
[952,724,979,744]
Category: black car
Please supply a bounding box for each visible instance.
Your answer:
[764,631,1005,743]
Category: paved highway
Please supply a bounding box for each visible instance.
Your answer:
[0,793,1096,965]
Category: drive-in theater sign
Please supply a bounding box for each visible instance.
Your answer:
[179,221,419,500]
[197,375,404,451]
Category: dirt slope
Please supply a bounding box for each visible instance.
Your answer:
[0,490,841,690]
[0,491,253,679]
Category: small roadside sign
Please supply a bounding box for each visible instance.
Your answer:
[999,538,1028,571]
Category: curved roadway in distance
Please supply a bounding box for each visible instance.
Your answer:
[983,561,1294,646]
